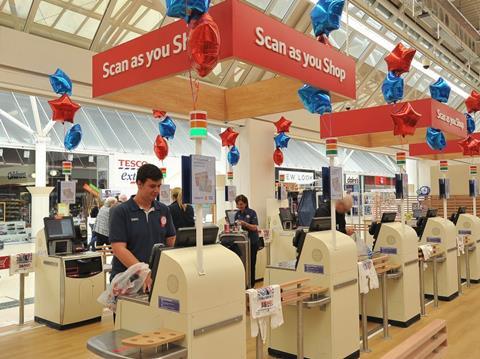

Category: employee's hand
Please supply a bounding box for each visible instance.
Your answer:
[346,228,355,236]
[143,272,152,293]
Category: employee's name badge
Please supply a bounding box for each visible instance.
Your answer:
[160,216,167,228]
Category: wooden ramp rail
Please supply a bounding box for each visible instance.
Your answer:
[380,319,447,359]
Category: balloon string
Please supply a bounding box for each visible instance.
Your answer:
[186,20,200,111]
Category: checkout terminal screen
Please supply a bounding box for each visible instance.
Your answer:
[44,217,74,240]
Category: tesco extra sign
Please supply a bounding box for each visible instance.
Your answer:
[117,159,148,183]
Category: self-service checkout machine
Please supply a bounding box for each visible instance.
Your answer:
[452,207,480,282]
[266,198,298,265]
[367,212,421,327]
[418,209,459,301]
[88,225,247,359]
[265,217,360,359]
[35,216,104,329]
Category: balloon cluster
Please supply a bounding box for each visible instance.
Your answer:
[153,110,176,161]
[458,135,480,156]
[297,0,343,113]
[272,117,292,166]
[219,127,240,166]
[48,68,83,151]
[382,44,416,104]
[166,0,220,78]
[429,78,451,103]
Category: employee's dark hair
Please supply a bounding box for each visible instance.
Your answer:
[136,164,163,184]
[235,194,249,207]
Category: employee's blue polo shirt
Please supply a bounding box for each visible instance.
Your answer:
[235,207,259,245]
[109,197,176,279]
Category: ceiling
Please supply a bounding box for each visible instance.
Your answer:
[452,0,480,31]
[0,0,478,117]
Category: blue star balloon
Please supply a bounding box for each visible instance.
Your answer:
[466,113,476,134]
[426,127,446,151]
[159,116,176,140]
[310,0,345,37]
[227,146,240,166]
[429,77,451,103]
[298,84,332,115]
[274,132,290,149]
[64,124,82,151]
[382,71,404,104]
[166,0,210,22]
[49,68,72,95]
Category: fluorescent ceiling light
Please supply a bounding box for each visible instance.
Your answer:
[335,6,470,99]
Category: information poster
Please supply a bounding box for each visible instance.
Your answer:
[330,167,343,200]
[60,181,76,204]
[9,253,34,275]
[191,155,216,204]
[159,184,171,204]
[225,185,237,202]
[101,189,121,200]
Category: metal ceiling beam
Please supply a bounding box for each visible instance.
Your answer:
[351,0,480,90]
[90,0,120,51]
[23,0,40,33]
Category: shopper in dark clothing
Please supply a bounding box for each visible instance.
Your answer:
[234,195,259,287]
[315,194,354,235]
[168,187,195,230]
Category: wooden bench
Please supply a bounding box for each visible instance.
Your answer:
[380,319,447,359]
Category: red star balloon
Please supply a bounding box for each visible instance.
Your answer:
[465,90,480,114]
[391,102,422,137]
[219,127,239,147]
[274,116,292,133]
[188,13,221,78]
[458,136,480,156]
[154,135,169,161]
[48,94,80,123]
[273,148,284,166]
[384,43,416,76]
[152,109,166,119]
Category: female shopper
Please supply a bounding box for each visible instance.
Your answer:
[234,194,259,287]
[169,187,195,230]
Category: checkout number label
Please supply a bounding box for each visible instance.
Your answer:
[426,237,441,243]
[458,230,472,235]
[304,264,324,274]
[158,296,180,312]
[380,247,397,255]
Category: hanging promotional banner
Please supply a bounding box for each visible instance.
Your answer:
[9,253,34,275]
[92,0,355,101]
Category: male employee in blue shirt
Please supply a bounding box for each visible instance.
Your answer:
[109,164,176,292]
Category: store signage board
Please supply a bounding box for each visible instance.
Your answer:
[0,255,10,270]
[409,133,480,160]
[159,184,171,205]
[60,180,76,204]
[9,253,34,275]
[92,0,355,100]
[330,167,343,200]
[320,98,467,147]
[182,155,216,205]
[278,170,315,185]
